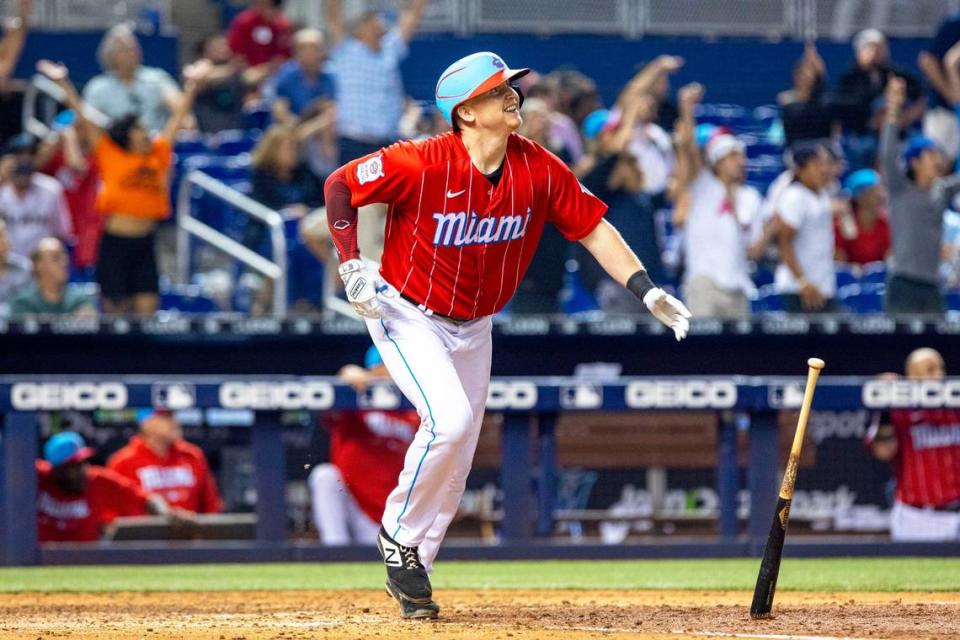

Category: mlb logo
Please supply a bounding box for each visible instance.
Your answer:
[768,383,805,409]
[560,384,603,409]
[152,383,196,410]
[360,383,402,410]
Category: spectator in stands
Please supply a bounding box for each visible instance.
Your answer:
[834,29,923,170]
[325,0,428,162]
[190,34,248,134]
[672,83,761,320]
[773,142,838,313]
[867,348,960,542]
[37,111,101,273]
[108,409,223,514]
[524,75,584,168]
[0,219,31,309]
[308,346,418,545]
[919,12,960,162]
[37,431,185,543]
[0,0,30,89]
[779,42,836,146]
[0,132,72,259]
[10,237,96,317]
[881,77,960,315]
[227,0,293,75]
[273,29,335,118]
[249,124,324,222]
[83,24,184,135]
[834,168,890,267]
[519,98,571,163]
[38,59,209,316]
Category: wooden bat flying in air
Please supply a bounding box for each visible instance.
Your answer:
[750,357,825,619]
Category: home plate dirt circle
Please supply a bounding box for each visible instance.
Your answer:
[1,590,957,639]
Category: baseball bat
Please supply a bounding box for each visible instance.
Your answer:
[749,357,825,619]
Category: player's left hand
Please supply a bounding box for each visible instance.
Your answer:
[339,258,383,319]
[643,288,692,341]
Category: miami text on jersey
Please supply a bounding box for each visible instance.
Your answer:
[432,209,532,247]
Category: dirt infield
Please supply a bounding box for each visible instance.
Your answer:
[1,590,958,640]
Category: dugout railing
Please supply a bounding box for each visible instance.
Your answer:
[3,375,960,566]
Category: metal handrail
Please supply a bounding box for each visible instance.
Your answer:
[176,170,288,317]
[23,73,111,139]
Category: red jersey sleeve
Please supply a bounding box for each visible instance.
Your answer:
[343,140,423,208]
[542,149,608,241]
[88,467,150,527]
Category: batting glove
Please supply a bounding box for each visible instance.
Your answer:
[643,288,692,341]
[339,259,383,319]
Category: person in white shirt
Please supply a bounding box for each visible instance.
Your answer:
[774,142,838,312]
[0,133,72,259]
[671,83,761,319]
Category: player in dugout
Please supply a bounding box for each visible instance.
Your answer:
[867,347,960,541]
[37,431,190,542]
[108,409,223,514]
[308,345,418,545]
[324,51,691,618]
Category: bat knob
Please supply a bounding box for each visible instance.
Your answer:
[807,357,825,370]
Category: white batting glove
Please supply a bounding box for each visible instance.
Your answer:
[338,259,383,319]
[643,288,692,341]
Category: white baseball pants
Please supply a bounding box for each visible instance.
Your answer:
[365,286,492,571]
[308,463,381,545]
[890,500,960,542]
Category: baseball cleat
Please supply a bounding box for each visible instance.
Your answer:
[377,527,433,603]
[385,579,440,619]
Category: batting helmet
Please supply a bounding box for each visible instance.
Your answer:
[435,51,530,128]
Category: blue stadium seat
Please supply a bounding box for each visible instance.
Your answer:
[160,285,219,313]
[244,105,272,132]
[750,284,783,313]
[174,132,210,161]
[835,265,857,289]
[947,290,960,312]
[559,259,600,315]
[752,266,774,288]
[860,261,887,285]
[696,103,749,130]
[838,283,885,314]
[211,130,258,157]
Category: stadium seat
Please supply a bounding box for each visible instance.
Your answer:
[211,130,258,157]
[750,284,783,313]
[244,105,272,132]
[835,266,857,289]
[860,261,887,285]
[695,103,749,130]
[947,290,960,311]
[838,283,885,314]
[751,266,774,288]
[559,259,600,315]
[174,132,210,160]
[160,285,220,313]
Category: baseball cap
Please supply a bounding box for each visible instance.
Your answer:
[694,123,719,149]
[582,109,613,140]
[135,407,174,423]
[43,432,94,468]
[364,345,384,370]
[435,51,530,127]
[853,28,886,52]
[705,133,745,167]
[903,135,941,165]
[844,168,881,197]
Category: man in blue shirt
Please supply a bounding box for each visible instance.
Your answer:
[324,0,428,162]
[273,29,335,118]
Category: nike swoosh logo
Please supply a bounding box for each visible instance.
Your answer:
[447,189,466,198]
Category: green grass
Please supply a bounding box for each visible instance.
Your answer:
[0,558,958,593]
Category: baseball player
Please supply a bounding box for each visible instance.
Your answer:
[324,51,691,619]
[867,347,960,541]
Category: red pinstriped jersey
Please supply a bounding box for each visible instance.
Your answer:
[889,409,960,507]
[343,131,607,320]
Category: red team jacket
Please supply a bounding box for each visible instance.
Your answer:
[341,132,608,320]
[36,460,149,542]
[327,410,419,522]
[889,409,960,508]
[107,436,224,513]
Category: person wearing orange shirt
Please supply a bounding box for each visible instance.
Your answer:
[108,409,223,514]
[36,58,211,315]
[37,431,177,542]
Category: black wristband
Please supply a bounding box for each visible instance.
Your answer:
[626,270,656,301]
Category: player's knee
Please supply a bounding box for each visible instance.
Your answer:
[431,400,474,446]
[308,463,342,493]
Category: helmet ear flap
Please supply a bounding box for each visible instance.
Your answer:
[511,81,525,110]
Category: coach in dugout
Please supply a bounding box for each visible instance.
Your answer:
[37,432,185,542]
[108,409,223,514]
[867,347,960,541]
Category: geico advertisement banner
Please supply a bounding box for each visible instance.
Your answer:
[218,381,335,409]
[862,380,960,408]
[625,381,737,409]
[11,383,128,410]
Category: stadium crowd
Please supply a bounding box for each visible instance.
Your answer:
[6,1,960,320]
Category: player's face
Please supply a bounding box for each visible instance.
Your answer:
[463,81,522,132]
[715,149,746,184]
[908,354,946,380]
[144,413,183,445]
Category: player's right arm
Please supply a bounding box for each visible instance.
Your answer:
[323,142,422,317]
